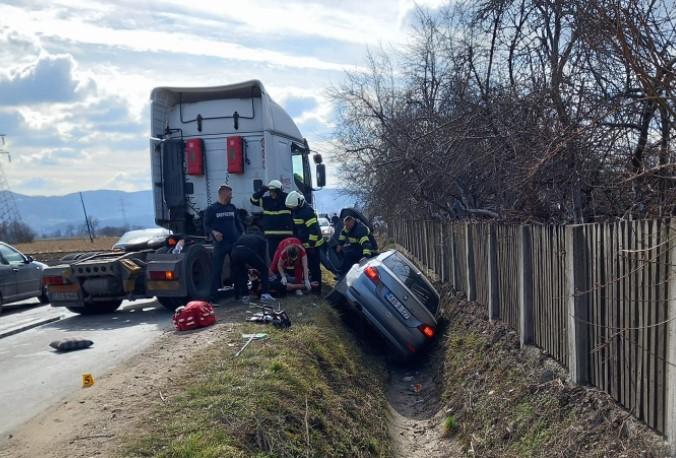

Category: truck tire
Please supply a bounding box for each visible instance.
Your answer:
[185,245,212,300]
[157,296,185,311]
[156,245,212,312]
[66,300,122,315]
[39,286,50,304]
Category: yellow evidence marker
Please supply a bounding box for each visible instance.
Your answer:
[82,373,95,388]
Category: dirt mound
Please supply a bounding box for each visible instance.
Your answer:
[440,296,667,457]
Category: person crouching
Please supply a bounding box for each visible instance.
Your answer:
[269,237,315,296]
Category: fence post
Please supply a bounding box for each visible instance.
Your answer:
[665,221,676,454]
[449,225,457,290]
[466,224,477,301]
[565,225,591,385]
[488,225,500,321]
[519,225,534,347]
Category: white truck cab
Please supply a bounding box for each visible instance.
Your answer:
[150,80,325,235]
[43,81,327,314]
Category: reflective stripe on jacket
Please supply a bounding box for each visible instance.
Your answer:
[292,204,324,248]
[250,191,294,236]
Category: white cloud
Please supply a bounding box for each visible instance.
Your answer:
[0,3,361,72]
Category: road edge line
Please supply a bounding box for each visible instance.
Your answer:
[0,315,64,339]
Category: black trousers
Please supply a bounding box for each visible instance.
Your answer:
[266,235,288,260]
[339,246,363,275]
[306,246,322,287]
[231,246,269,297]
[210,242,232,297]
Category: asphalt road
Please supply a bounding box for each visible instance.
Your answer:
[0,299,172,440]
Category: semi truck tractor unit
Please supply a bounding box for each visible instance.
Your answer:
[43,80,327,314]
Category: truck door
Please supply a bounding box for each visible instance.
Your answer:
[292,153,314,205]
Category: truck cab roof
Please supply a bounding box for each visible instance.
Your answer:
[150,79,303,143]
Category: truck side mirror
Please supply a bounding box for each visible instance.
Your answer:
[316,163,326,188]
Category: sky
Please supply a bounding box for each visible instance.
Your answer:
[0,0,446,196]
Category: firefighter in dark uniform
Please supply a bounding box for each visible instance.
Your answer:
[285,191,323,292]
[336,215,374,275]
[250,179,294,259]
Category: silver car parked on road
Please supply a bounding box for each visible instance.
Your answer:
[331,249,440,359]
[0,242,49,312]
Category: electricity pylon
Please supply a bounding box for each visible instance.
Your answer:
[0,135,22,224]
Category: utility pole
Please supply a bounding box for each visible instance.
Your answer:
[119,196,128,228]
[0,134,23,225]
[80,191,94,242]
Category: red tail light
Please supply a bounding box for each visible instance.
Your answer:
[364,266,380,284]
[43,275,68,286]
[149,271,175,281]
[418,324,436,339]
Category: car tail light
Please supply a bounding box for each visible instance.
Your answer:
[418,323,436,339]
[364,265,380,284]
[149,271,175,281]
[43,275,68,286]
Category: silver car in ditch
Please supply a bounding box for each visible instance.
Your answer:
[331,249,440,358]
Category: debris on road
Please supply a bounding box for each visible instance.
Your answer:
[49,338,93,352]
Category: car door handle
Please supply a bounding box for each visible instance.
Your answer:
[12,268,19,272]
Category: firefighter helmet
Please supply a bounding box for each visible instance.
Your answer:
[285,190,305,208]
[267,179,283,190]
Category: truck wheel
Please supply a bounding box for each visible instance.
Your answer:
[39,286,50,304]
[157,297,185,311]
[185,245,212,300]
[67,300,122,315]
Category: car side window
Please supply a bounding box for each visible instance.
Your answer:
[0,244,26,265]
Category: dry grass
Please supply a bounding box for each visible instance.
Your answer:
[440,297,667,457]
[15,237,118,254]
[124,292,392,458]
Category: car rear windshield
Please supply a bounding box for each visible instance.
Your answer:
[383,252,439,315]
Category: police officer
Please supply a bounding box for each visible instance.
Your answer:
[250,179,294,259]
[230,231,275,304]
[205,184,243,300]
[336,215,374,275]
[285,190,323,292]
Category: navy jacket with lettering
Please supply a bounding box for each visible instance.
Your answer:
[204,202,243,247]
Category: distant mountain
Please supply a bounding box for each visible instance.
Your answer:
[7,189,156,237]
[5,187,354,237]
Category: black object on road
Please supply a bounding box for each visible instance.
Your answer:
[49,338,94,352]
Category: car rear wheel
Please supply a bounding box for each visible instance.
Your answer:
[67,300,122,315]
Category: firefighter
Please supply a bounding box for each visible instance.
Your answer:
[336,215,374,275]
[205,184,244,300]
[250,179,294,259]
[230,231,275,304]
[285,190,323,293]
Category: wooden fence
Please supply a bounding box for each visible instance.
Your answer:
[388,219,676,442]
